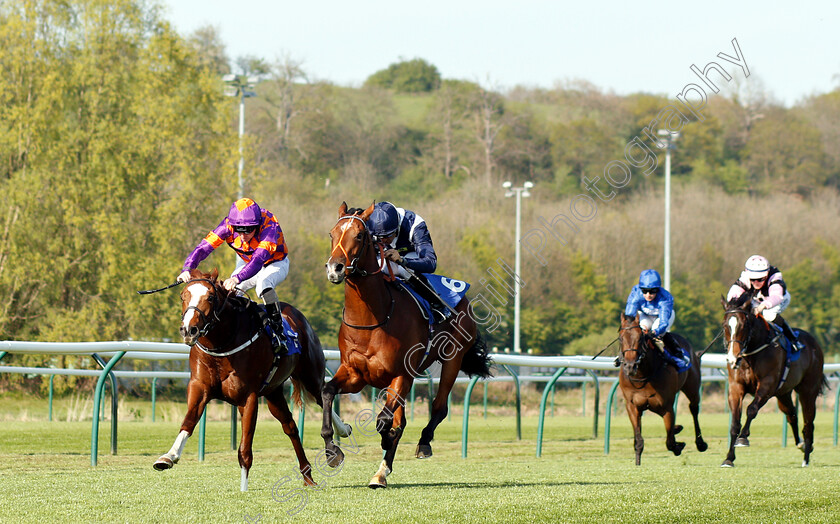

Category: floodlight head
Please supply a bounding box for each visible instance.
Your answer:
[658,129,670,136]
[222,74,238,84]
[504,191,514,198]
[502,181,512,189]
[524,181,534,189]
[522,191,531,198]
[223,86,239,97]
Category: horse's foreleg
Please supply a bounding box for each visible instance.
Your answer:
[737,385,773,446]
[370,378,409,489]
[237,394,259,492]
[321,367,360,469]
[154,382,209,471]
[682,373,708,452]
[776,392,801,448]
[265,390,316,486]
[624,402,644,466]
[722,383,744,467]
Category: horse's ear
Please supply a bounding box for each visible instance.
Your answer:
[210,268,219,281]
[338,201,348,218]
[720,295,728,310]
[360,202,375,221]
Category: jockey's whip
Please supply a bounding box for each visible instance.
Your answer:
[591,336,620,359]
[697,328,723,358]
[401,267,458,316]
[137,281,184,295]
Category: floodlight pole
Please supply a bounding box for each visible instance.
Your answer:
[223,74,257,199]
[657,130,679,291]
[503,181,533,355]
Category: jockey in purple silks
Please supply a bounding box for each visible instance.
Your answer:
[726,254,803,352]
[178,197,290,353]
[624,269,689,368]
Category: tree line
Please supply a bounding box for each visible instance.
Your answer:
[2,0,838,395]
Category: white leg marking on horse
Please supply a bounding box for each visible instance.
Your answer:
[167,430,190,462]
[241,467,249,492]
[332,410,351,438]
[727,317,739,367]
[182,284,209,329]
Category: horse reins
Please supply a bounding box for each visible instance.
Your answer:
[618,324,664,385]
[182,278,252,355]
[330,215,394,279]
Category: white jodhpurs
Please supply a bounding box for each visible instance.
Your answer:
[639,309,675,334]
[232,257,290,297]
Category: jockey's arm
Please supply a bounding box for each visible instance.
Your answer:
[653,293,674,337]
[181,219,229,274]
[404,222,437,273]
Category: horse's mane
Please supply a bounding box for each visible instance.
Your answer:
[345,207,365,216]
[730,292,751,308]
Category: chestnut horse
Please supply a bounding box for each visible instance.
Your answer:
[323,202,491,488]
[617,313,708,465]
[153,269,350,491]
[720,296,826,467]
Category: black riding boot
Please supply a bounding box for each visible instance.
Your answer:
[407,275,448,322]
[773,316,803,352]
[264,301,289,355]
[657,333,689,368]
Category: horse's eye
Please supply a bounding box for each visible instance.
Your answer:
[356,233,364,241]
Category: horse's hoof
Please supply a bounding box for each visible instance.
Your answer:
[326,447,345,468]
[801,460,810,468]
[796,442,805,451]
[721,460,734,468]
[368,478,387,489]
[734,437,749,447]
[696,439,708,452]
[153,457,174,471]
[673,425,683,435]
[672,442,686,456]
[415,444,433,459]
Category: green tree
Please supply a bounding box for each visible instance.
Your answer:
[365,58,441,93]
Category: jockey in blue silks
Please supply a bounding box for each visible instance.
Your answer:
[365,201,447,319]
[624,269,688,368]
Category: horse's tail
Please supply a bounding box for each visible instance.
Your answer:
[460,331,492,378]
[819,374,830,396]
[290,378,304,409]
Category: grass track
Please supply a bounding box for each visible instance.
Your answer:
[1,409,840,523]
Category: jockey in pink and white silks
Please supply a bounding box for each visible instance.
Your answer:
[177,197,290,352]
[726,254,802,352]
[624,269,689,368]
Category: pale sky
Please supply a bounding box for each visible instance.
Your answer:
[164,0,839,107]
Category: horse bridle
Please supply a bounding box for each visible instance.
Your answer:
[618,324,663,384]
[181,278,232,340]
[724,307,777,366]
[330,215,391,278]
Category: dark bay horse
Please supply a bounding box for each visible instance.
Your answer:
[617,313,708,465]
[153,269,350,491]
[322,202,491,488]
[720,296,826,467]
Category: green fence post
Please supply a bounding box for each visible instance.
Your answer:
[49,375,55,422]
[502,365,521,441]
[426,371,435,420]
[91,351,125,467]
[410,382,415,422]
[581,381,586,418]
[603,380,621,454]
[460,376,482,458]
[833,375,840,446]
[483,381,488,419]
[298,403,305,440]
[198,406,207,462]
[536,367,567,457]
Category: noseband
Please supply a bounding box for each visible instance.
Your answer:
[619,324,662,384]
[724,307,776,366]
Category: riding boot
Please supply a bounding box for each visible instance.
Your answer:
[407,274,448,322]
[773,316,803,352]
[261,289,288,355]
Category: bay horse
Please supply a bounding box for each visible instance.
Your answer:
[617,313,708,465]
[720,295,826,467]
[153,269,350,491]
[322,202,491,488]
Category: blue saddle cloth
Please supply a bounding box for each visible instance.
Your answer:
[769,324,802,363]
[256,305,301,356]
[398,274,470,325]
[662,344,691,373]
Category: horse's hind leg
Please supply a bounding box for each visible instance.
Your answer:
[265,389,316,486]
[663,407,686,457]
[798,389,819,467]
[237,393,260,492]
[154,381,209,471]
[776,392,802,448]
[416,360,461,459]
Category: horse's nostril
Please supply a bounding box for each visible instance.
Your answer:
[335,263,344,272]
